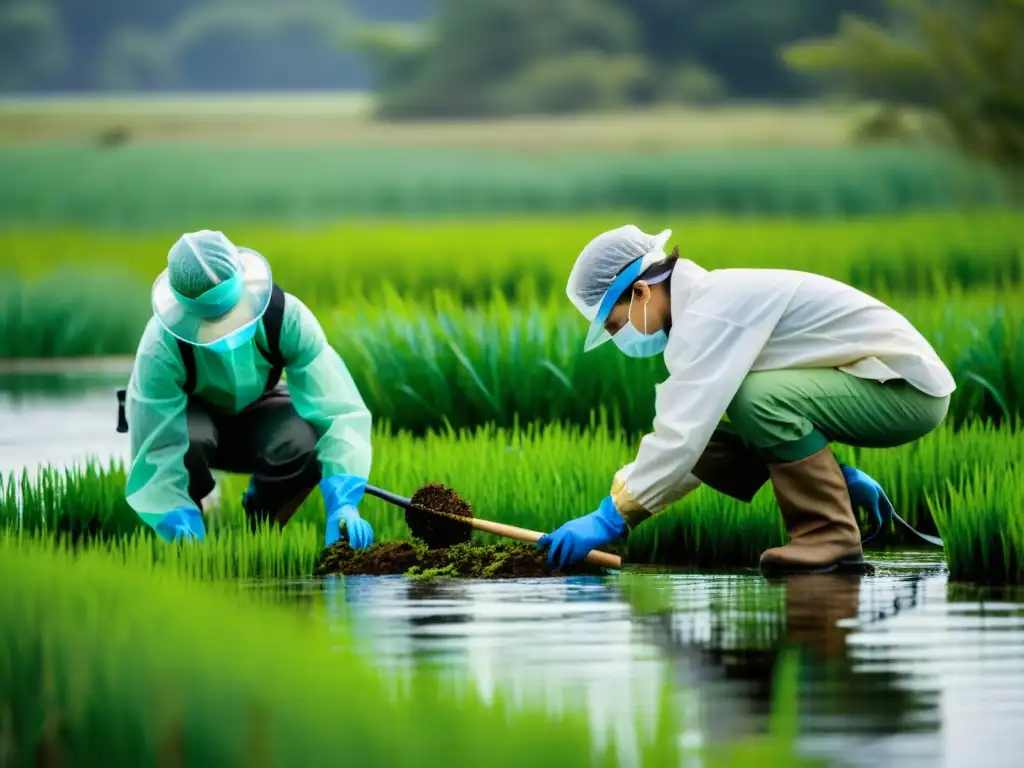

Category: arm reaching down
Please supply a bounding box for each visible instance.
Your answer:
[613,311,777,527]
[614,277,800,526]
[124,321,206,543]
[279,295,374,548]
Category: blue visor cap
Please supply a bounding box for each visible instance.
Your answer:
[583,258,647,352]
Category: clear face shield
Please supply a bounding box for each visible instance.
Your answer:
[153,247,273,350]
[583,258,672,352]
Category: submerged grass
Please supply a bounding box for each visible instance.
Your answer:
[0,146,1012,228]
[4,213,1022,307]
[3,421,1021,581]
[0,536,700,767]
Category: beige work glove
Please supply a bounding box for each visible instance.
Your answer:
[610,463,702,529]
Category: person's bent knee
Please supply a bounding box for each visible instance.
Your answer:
[927,393,951,433]
[258,416,320,479]
[726,372,824,462]
[183,443,216,504]
[726,373,790,437]
[906,391,952,444]
[184,405,218,503]
[185,403,218,461]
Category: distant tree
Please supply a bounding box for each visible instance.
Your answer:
[29,0,371,92]
[359,0,646,118]
[51,0,185,90]
[0,0,69,91]
[626,0,890,99]
[96,29,176,90]
[167,3,360,91]
[361,0,893,117]
[785,0,1024,173]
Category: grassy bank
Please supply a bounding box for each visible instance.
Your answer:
[0,536,703,767]
[3,421,1021,581]
[0,146,1012,228]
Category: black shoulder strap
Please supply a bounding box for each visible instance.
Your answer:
[257,284,287,392]
[177,338,197,396]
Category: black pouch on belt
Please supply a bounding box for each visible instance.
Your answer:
[116,388,129,433]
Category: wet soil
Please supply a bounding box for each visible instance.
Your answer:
[316,540,607,579]
[404,483,474,549]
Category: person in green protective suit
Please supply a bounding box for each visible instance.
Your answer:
[121,229,374,549]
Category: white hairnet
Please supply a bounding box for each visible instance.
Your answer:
[168,230,240,299]
[566,225,672,322]
[152,230,273,347]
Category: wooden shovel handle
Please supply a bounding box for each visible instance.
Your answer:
[468,517,622,570]
[364,484,622,570]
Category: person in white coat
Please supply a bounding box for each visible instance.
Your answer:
[537,225,955,574]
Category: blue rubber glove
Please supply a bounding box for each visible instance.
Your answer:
[536,496,628,570]
[841,464,893,543]
[240,476,256,511]
[320,474,374,549]
[152,506,206,544]
[840,464,943,547]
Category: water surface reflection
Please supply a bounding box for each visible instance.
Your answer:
[308,558,1022,768]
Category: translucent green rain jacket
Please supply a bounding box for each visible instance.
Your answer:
[124,293,371,532]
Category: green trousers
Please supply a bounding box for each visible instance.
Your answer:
[692,368,950,502]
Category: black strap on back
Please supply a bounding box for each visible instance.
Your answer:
[256,284,287,392]
[178,339,197,395]
[176,283,287,397]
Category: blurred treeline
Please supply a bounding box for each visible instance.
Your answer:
[3,0,1022,173]
[0,0,432,93]
[3,0,887,100]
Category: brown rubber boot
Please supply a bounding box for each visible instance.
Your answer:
[760,446,867,575]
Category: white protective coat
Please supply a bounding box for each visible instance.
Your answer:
[614,260,956,517]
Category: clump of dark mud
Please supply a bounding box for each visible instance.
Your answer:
[316,540,606,579]
[404,483,474,549]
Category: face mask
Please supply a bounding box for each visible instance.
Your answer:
[612,293,668,358]
[205,323,257,354]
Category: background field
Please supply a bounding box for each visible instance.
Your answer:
[5,212,1022,302]
[4,145,1012,229]
[0,97,864,148]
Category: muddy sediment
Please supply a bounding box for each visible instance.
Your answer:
[405,483,474,549]
[316,540,608,579]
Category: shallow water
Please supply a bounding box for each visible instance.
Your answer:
[0,374,130,477]
[301,559,1024,768]
[5,376,1024,767]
